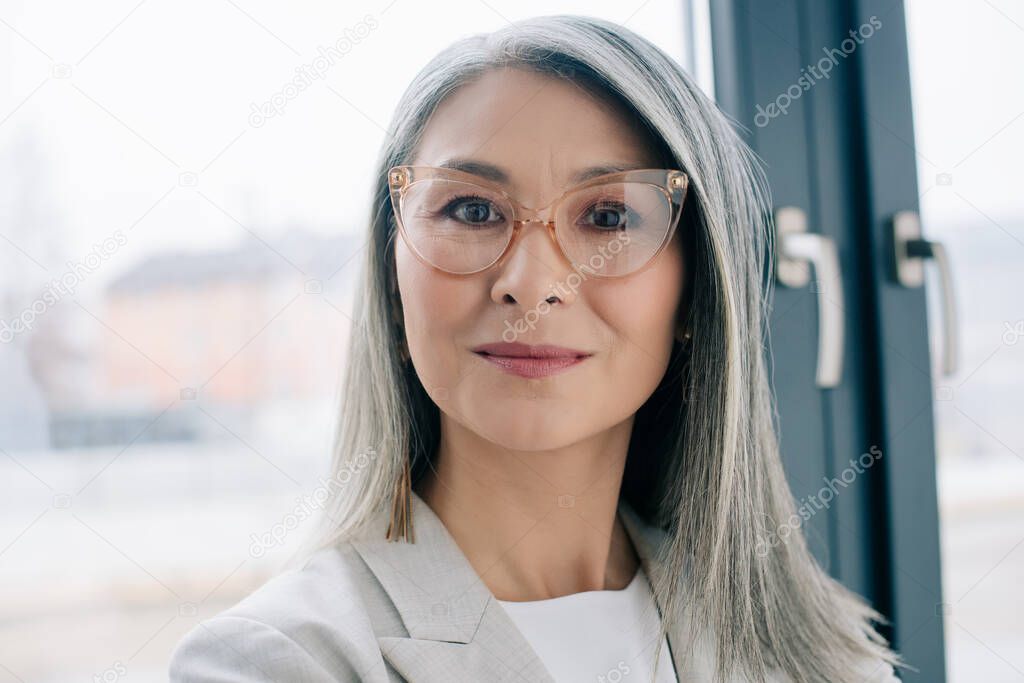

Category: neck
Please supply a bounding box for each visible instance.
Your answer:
[413,416,639,602]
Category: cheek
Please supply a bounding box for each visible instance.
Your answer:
[596,243,685,363]
[394,240,478,388]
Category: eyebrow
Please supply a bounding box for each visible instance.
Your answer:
[435,158,648,185]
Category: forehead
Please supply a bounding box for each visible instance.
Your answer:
[410,67,664,193]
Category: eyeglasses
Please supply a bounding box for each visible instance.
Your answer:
[387,165,689,278]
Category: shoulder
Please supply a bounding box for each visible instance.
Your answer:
[168,615,343,682]
[169,543,399,682]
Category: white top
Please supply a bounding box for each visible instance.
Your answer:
[496,566,679,683]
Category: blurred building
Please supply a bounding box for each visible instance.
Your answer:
[49,230,360,448]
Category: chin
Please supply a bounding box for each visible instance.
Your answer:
[470,413,584,453]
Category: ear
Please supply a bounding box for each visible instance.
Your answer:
[674,318,690,344]
[673,293,691,343]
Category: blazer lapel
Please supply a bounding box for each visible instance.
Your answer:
[352,491,555,682]
[616,500,720,682]
[353,491,716,682]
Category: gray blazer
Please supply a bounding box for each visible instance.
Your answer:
[169,491,900,682]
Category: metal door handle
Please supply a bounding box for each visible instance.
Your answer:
[774,207,845,388]
[891,210,958,375]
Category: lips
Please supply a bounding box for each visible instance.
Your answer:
[471,342,593,379]
[471,342,592,359]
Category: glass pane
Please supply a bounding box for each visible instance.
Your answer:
[906,1,1024,679]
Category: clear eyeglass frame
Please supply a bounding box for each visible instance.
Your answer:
[386,165,690,278]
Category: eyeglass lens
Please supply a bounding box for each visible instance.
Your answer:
[397,177,674,276]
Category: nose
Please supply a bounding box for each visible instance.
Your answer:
[489,218,579,308]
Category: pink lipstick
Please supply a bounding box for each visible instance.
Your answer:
[471,342,593,379]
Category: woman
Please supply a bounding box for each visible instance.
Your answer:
[170,14,906,683]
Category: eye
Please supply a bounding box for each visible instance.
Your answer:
[443,195,506,226]
[579,201,639,230]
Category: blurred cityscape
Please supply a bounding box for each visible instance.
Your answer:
[2,213,361,452]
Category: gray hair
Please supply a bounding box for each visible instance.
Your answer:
[293,14,906,683]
